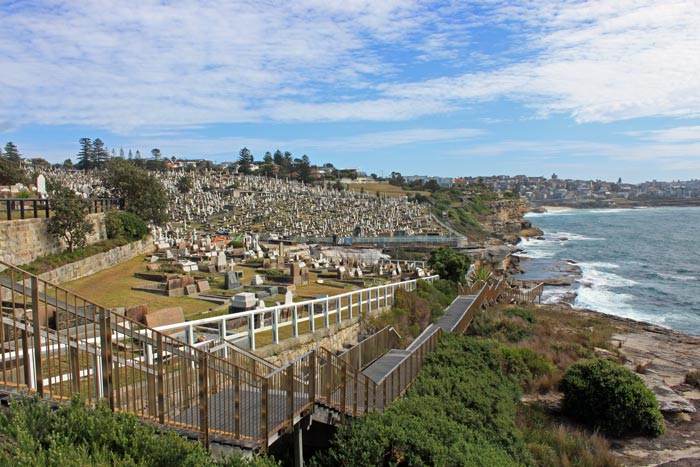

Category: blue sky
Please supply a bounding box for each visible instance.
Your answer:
[1,0,699,183]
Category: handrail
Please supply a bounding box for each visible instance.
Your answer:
[0,258,543,453]
[0,197,124,221]
[337,326,402,370]
[500,282,544,304]
[152,275,438,350]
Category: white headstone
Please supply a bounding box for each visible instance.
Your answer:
[36,175,46,196]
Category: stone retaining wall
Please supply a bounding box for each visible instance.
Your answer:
[256,305,392,366]
[258,320,363,366]
[0,213,106,267]
[37,238,155,284]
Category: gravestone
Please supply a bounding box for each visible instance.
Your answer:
[216,252,227,272]
[126,304,148,323]
[224,270,242,290]
[284,290,294,305]
[143,307,185,335]
[36,174,47,196]
[196,280,210,293]
[185,284,197,296]
[251,275,264,286]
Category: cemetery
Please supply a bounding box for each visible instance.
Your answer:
[26,167,447,241]
[2,166,445,353]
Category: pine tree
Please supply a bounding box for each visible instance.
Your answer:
[128,149,133,160]
[120,147,125,159]
[4,142,20,161]
[295,155,312,183]
[135,150,141,159]
[77,138,93,171]
[92,138,108,168]
[260,151,274,177]
[237,147,253,174]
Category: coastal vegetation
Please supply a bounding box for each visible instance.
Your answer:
[312,334,533,467]
[0,141,28,185]
[561,359,665,437]
[427,247,471,284]
[0,396,278,467]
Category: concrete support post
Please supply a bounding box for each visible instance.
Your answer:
[292,305,299,337]
[272,309,280,344]
[323,300,329,328]
[293,418,306,467]
[248,315,256,350]
[309,304,315,333]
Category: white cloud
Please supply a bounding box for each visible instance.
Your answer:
[448,138,700,164]
[385,0,700,123]
[1,0,699,132]
[626,126,700,143]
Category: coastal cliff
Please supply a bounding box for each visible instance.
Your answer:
[473,197,541,244]
[451,195,541,274]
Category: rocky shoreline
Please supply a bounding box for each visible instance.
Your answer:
[535,302,700,467]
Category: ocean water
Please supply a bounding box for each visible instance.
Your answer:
[521,207,700,336]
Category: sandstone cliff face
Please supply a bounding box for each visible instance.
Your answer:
[475,198,535,244]
[459,197,543,275]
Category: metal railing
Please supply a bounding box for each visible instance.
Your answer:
[154,276,438,350]
[293,235,461,246]
[0,259,542,452]
[372,326,442,410]
[0,197,124,221]
[338,326,402,370]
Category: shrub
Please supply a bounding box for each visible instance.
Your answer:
[504,307,537,324]
[105,210,149,242]
[518,404,621,467]
[313,334,533,466]
[0,396,279,467]
[499,347,556,387]
[560,358,665,437]
[468,313,532,342]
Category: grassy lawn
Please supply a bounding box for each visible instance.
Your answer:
[62,255,214,316]
[61,255,369,319]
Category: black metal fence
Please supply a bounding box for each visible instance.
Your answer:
[0,197,124,221]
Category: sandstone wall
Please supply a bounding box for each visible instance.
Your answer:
[37,239,155,284]
[255,307,392,366]
[0,213,107,267]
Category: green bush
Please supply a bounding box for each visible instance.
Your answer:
[560,358,665,437]
[468,313,532,342]
[313,335,532,466]
[505,307,537,324]
[105,210,149,242]
[0,396,278,467]
[499,347,556,387]
[518,404,621,467]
